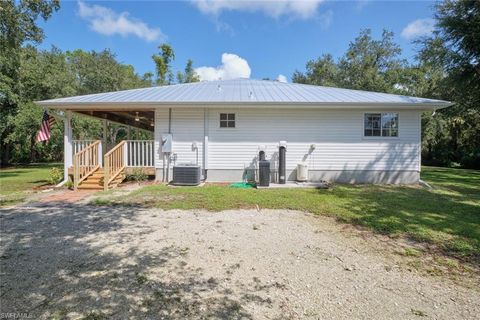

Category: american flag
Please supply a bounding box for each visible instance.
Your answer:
[36,111,56,142]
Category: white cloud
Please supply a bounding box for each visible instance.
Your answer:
[318,9,333,29]
[195,53,251,81]
[192,0,325,20]
[77,1,164,42]
[276,74,287,83]
[356,0,371,12]
[401,18,435,40]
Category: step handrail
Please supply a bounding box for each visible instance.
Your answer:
[104,140,126,191]
[73,140,101,190]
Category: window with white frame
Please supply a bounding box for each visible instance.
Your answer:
[220,113,235,128]
[364,113,398,137]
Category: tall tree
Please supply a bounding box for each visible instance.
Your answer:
[292,54,339,86]
[152,44,175,85]
[9,45,75,162]
[3,46,154,164]
[0,0,60,165]
[293,30,406,93]
[434,0,480,105]
[337,29,405,92]
[177,59,200,84]
[66,49,151,95]
[417,0,480,168]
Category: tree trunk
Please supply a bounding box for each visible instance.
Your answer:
[0,128,12,166]
[29,134,37,163]
[0,143,11,167]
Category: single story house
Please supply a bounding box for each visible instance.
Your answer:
[36,78,452,189]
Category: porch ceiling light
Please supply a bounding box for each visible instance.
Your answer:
[135,112,140,122]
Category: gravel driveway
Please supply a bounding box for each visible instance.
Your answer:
[1,202,479,319]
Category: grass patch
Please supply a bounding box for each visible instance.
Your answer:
[49,309,68,320]
[91,166,480,260]
[0,163,61,206]
[411,309,428,317]
[135,272,148,285]
[400,247,422,257]
[80,312,106,320]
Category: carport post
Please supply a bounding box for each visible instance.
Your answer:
[102,119,108,156]
[64,111,73,182]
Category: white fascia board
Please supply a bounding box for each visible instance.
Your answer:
[35,101,453,111]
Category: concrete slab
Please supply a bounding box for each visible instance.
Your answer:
[257,181,330,189]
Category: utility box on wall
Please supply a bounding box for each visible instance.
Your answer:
[161,133,172,153]
[259,160,270,187]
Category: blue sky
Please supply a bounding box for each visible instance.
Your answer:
[38,1,437,82]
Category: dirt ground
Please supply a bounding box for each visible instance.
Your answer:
[1,202,479,319]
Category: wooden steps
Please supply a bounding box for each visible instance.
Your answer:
[77,168,125,190]
[77,168,103,190]
[109,173,126,189]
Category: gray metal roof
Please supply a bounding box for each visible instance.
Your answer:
[36,78,452,108]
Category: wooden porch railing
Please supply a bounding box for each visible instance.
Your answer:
[125,140,154,167]
[73,140,101,190]
[73,140,97,155]
[104,141,126,191]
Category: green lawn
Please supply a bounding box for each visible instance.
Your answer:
[93,166,480,260]
[0,163,61,206]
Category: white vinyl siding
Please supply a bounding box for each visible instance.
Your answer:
[155,108,204,168]
[154,108,168,168]
[155,107,421,172]
[207,108,420,171]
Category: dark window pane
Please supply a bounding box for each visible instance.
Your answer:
[381,113,398,136]
[220,113,236,128]
[372,115,381,128]
[365,113,398,137]
[364,113,381,137]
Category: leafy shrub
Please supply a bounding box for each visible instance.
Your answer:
[48,167,63,185]
[460,152,480,169]
[65,179,74,189]
[126,168,148,182]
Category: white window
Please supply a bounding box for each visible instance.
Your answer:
[364,113,398,137]
[220,113,235,128]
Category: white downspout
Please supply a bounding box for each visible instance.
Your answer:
[203,108,209,181]
[165,108,172,182]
